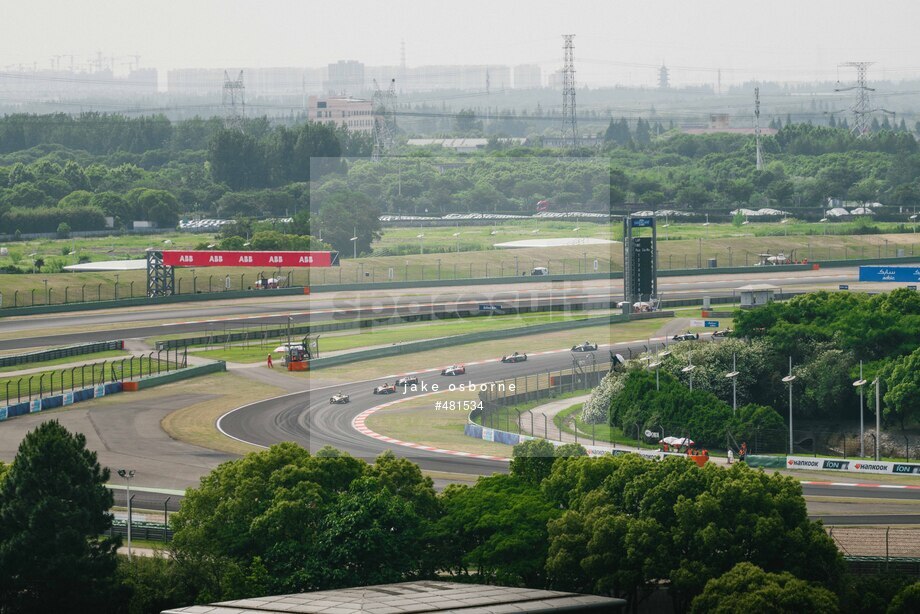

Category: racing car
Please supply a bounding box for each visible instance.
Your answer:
[672,332,700,341]
[329,392,350,404]
[571,341,598,352]
[441,364,466,376]
[396,376,420,386]
[712,329,733,338]
[501,352,528,363]
[372,383,397,395]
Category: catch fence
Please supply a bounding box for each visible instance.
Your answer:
[0,349,187,404]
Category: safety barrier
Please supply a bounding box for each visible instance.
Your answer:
[0,382,122,421]
[0,340,124,368]
[306,312,670,370]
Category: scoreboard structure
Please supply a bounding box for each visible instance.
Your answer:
[622,216,658,312]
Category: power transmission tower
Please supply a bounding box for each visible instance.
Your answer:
[836,62,875,137]
[754,87,763,170]
[372,78,397,161]
[561,34,577,148]
[222,70,245,131]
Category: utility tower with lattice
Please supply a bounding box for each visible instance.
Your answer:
[836,62,875,137]
[222,70,245,131]
[561,34,577,148]
[754,87,763,170]
[372,78,397,161]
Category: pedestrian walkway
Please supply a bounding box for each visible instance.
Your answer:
[517,394,591,443]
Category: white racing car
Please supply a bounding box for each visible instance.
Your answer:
[396,376,420,386]
[501,352,528,363]
[441,364,466,376]
[329,392,350,404]
[571,341,599,352]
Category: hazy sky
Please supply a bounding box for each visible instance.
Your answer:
[4,0,920,86]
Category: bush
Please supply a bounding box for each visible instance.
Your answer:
[57,222,71,238]
[1,206,105,233]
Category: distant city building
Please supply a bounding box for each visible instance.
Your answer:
[548,69,565,89]
[325,60,365,96]
[167,68,227,97]
[513,64,542,89]
[542,135,602,148]
[307,96,374,133]
[0,67,158,101]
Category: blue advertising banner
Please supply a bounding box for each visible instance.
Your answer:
[858,266,920,282]
[630,217,654,228]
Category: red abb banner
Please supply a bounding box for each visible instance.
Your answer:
[162,250,338,267]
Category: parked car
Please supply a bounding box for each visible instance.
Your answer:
[501,352,528,363]
[329,392,350,404]
[672,332,700,341]
[571,341,599,352]
[372,383,397,395]
[531,267,549,276]
[441,364,466,376]
[396,376,420,386]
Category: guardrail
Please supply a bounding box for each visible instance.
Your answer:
[306,312,670,370]
[0,340,125,368]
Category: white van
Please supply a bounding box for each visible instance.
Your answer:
[531,267,548,276]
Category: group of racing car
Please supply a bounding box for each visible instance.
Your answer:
[331,330,732,404]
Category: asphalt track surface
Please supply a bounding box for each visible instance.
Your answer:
[0,268,862,351]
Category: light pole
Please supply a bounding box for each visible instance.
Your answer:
[649,361,661,391]
[417,233,425,255]
[853,361,867,457]
[350,227,358,259]
[874,377,882,461]
[453,232,461,252]
[117,469,136,558]
[725,352,740,414]
[113,274,118,300]
[782,357,797,455]
[681,352,695,391]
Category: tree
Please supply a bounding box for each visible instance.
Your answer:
[314,190,381,256]
[434,474,560,586]
[888,581,920,614]
[311,476,426,588]
[690,562,839,614]
[455,109,483,134]
[884,346,920,430]
[510,438,557,485]
[0,421,121,612]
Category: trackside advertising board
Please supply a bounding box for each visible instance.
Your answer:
[162,251,338,268]
[858,266,920,283]
[785,456,920,475]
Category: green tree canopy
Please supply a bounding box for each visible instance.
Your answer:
[0,420,120,612]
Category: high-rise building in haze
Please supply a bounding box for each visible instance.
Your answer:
[325,60,366,96]
[513,64,542,89]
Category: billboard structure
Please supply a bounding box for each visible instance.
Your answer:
[146,250,339,297]
[622,216,658,312]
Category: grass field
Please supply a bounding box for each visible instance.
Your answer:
[191,311,614,363]
[363,389,513,458]
[158,372,281,456]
